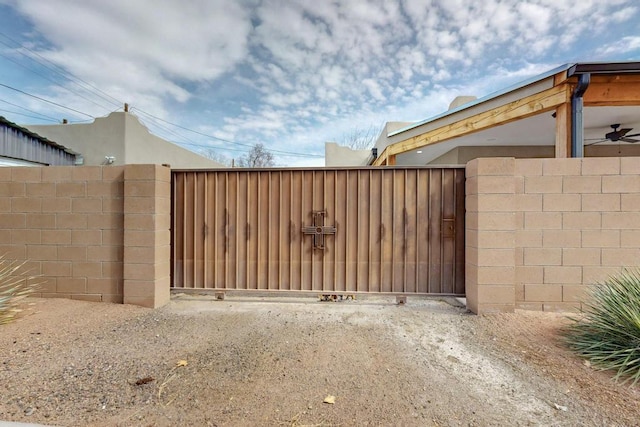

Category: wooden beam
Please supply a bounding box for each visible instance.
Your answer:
[554,102,571,158]
[584,82,640,106]
[386,154,396,166]
[372,84,571,165]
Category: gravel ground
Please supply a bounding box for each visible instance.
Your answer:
[0,295,639,426]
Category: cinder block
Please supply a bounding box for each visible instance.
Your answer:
[563,285,588,302]
[0,198,9,212]
[102,166,125,181]
[524,248,562,266]
[515,159,543,176]
[71,294,102,302]
[476,230,514,248]
[525,283,562,301]
[26,245,57,261]
[87,181,124,197]
[37,278,57,293]
[0,244,26,259]
[562,212,601,230]
[102,198,124,213]
[124,180,171,197]
[87,278,122,295]
[56,278,87,293]
[582,230,620,248]
[56,182,86,198]
[71,229,102,245]
[41,198,71,213]
[72,198,103,213]
[102,294,124,304]
[26,214,56,229]
[516,302,543,311]
[542,194,581,212]
[123,262,169,281]
[542,158,581,176]
[124,164,171,182]
[602,175,640,193]
[11,198,41,213]
[582,157,620,175]
[562,248,601,266]
[88,213,124,230]
[524,212,562,229]
[525,176,563,193]
[0,213,26,228]
[621,230,640,248]
[475,158,515,176]
[543,302,582,312]
[42,261,71,277]
[12,167,41,182]
[102,262,124,279]
[516,266,544,285]
[26,182,55,197]
[562,176,601,193]
[516,194,542,212]
[466,159,479,179]
[542,230,581,248]
[621,194,640,212]
[473,176,515,194]
[41,230,72,245]
[6,182,25,197]
[621,157,640,175]
[0,168,11,181]
[56,213,88,229]
[583,266,622,284]
[41,167,73,182]
[601,212,640,230]
[88,245,123,262]
[476,212,516,231]
[516,230,543,247]
[602,248,640,266]
[476,266,515,285]
[475,303,515,314]
[102,229,124,246]
[0,229,10,244]
[57,246,87,261]
[72,166,102,181]
[476,284,515,304]
[11,229,40,244]
[72,262,103,278]
[544,266,582,284]
[582,194,620,212]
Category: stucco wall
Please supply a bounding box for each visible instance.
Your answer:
[466,157,640,314]
[324,142,371,166]
[0,165,170,307]
[28,112,223,169]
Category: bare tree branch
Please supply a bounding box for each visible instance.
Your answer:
[235,143,275,167]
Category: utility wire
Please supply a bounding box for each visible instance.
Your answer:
[0,98,62,122]
[0,82,94,119]
[0,108,60,122]
[0,31,122,108]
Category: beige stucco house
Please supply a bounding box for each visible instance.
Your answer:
[28,111,224,169]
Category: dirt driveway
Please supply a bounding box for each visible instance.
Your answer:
[1,295,639,426]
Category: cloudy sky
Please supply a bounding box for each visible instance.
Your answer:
[0,0,639,166]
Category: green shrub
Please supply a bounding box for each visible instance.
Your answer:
[0,256,39,325]
[563,269,640,385]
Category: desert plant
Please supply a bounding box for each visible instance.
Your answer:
[0,256,39,325]
[563,269,640,385]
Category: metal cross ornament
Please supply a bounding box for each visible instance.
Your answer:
[302,210,336,250]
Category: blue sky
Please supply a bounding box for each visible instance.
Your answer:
[0,0,639,166]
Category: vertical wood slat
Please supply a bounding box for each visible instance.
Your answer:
[171,167,465,296]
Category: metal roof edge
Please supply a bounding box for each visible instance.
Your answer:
[0,115,79,156]
[389,63,576,137]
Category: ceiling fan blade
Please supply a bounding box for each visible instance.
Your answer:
[624,132,640,138]
[620,137,640,143]
[618,128,633,136]
[585,139,607,146]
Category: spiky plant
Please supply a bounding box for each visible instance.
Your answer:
[0,256,39,325]
[563,269,640,385]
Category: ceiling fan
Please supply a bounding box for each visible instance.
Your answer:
[585,124,640,146]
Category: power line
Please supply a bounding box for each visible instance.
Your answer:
[0,31,122,108]
[0,98,62,122]
[0,82,94,119]
[0,108,59,122]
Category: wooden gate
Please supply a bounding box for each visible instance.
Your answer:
[172,167,465,295]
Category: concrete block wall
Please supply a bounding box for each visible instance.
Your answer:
[466,157,640,314]
[0,165,170,307]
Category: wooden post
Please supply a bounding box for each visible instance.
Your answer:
[554,102,572,158]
